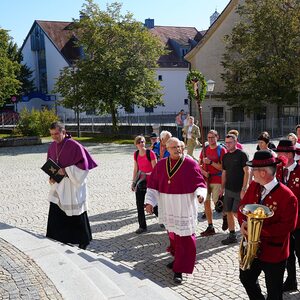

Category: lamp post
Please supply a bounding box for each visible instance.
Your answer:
[207,79,215,94]
[206,79,215,129]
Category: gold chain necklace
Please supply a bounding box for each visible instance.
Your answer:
[166,156,184,184]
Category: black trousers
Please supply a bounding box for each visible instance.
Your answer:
[286,228,300,284]
[135,187,158,229]
[240,258,286,300]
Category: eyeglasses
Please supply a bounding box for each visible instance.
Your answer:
[137,140,145,144]
[169,145,181,150]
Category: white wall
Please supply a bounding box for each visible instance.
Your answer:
[119,68,190,116]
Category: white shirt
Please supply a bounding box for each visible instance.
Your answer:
[261,177,278,200]
[285,161,297,181]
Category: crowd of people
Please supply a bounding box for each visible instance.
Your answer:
[44,120,300,299]
[132,124,300,298]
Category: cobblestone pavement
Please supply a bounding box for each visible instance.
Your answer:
[0,237,62,299]
[0,141,299,299]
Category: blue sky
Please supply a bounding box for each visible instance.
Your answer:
[0,0,230,47]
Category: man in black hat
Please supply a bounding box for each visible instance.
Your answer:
[238,150,298,300]
[275,140,300,292]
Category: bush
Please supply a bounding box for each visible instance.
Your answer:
[14,108,59,136]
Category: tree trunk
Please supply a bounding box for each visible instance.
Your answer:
[110,102,118,133]
[76,108,80,137]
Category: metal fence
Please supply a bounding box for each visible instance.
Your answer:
[1,112,19,127]
[205,116,299,142]
[62,112,178,126]
[1,110,299,142]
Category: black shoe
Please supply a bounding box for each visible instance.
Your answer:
[201,212,206,219]
[283,280,297,292]
[200,226,216,237]
[135,227,147,234]
[173,272,182,284]
[222,216,228,231]
[166,261,174,269]
[160,224,165,229]
[79,243,88,250]
[221,234,237,245]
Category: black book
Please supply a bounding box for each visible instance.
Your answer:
[41,158,65,183]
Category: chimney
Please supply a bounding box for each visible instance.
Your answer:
[144,18,154,29]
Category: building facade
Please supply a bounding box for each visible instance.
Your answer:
[19,19,202,122]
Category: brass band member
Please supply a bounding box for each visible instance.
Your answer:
[238,150,298,300]
[275,139,300,291]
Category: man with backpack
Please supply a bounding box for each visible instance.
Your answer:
[199,130,227,236]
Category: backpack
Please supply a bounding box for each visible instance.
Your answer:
[204,144,224,176]
[205,144,223,163]
[135,149,151,162]
[134,150,151,191]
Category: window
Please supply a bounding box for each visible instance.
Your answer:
[145,107,154,113]
[31,26,48,93]
[181,48,188,58]
[232,107,244,122]
[283,106,297,116]
[158,75,163,81]
[212,107,224,121]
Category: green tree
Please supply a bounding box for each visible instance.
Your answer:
[7,41,35,96]
[54,66,86,137]
[55,0,165,131]
[221,0,300,115]
[0,28,21,106]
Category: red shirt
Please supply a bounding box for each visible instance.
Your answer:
[134,150,156,173]
[200,145,227,184]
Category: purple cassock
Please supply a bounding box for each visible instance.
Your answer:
[47,137,98,170]
[147,156,206,194]
[46,136,97,248]
[146,156,207,274]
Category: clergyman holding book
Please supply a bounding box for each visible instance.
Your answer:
[45,121,97,249]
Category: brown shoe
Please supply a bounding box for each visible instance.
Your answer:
[200,227,216,237]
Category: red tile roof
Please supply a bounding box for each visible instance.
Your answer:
[36,20,80,63]
[32,21,203,68]
[150,26,203,68]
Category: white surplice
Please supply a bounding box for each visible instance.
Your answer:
[48,165,89,216]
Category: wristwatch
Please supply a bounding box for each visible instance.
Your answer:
[209,160,213,165]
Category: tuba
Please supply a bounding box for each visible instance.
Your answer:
[239,204,273,271]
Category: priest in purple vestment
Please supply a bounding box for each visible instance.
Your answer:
[145,137,207,284]
[46,122,97,249]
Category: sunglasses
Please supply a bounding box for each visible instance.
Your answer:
[137,140,145,144]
